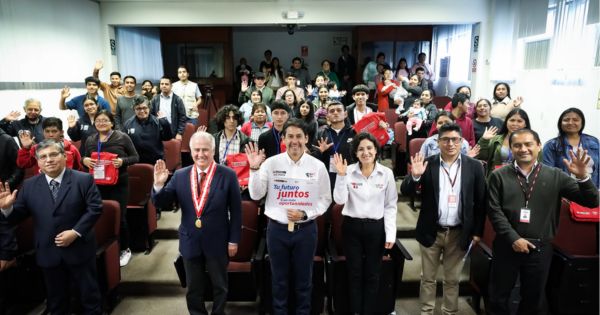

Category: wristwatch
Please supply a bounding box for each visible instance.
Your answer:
[302,211,308,221]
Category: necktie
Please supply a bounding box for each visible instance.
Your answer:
[50,180,60,201]
[197,172,206,196]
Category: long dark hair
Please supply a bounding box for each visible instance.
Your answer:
[294,101,315,123]
[395,58,410,73]
[493,82,511,101]
[555,107,586,152]
[499,108,531,136]
[351,132,381,165]
[272,57,283,79]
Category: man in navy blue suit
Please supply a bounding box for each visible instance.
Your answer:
[152,131,242,315]
[0,138,103,314]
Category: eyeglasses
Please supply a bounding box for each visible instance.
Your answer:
[438,137,462,144]
[135,107,149,111]
[95,119,111,124]
[38,152,61,161]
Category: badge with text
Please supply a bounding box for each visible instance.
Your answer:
[329,157,338,173]
[267,177,319,212]
[520,208,531,223]
[448,194,458,212]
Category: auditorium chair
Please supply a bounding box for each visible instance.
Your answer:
[257,215,328,315]
[180,123,196,167]
[71,140,81,151]
[547,198,599,315]
[126,163,157,253]
[469,217,496,314]
[95,200,121,309]
[325,203,413,314]
[203,200,261,302]
[393,121,408,176]
[197,108,209,129]
[162,139,182,175]
[433,96,451,109]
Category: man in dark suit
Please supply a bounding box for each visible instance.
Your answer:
[0,138,103,314]
[150,76,187,140]
[152,131,242,315]
[401,123,487,315]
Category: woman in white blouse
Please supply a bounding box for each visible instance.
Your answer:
[332,132,398,314]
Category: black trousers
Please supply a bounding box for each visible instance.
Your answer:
[183,254,229,315]
[488,238,553,315]
[42,256,102,315]
[342,216,385,314]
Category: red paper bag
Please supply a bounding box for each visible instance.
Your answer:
[569,202,600,222]
[226,153,250,186]
[353,112,390,146]
[89,151,119,185]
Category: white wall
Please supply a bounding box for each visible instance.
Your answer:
[0,0,103,83]
[232,28,352,76]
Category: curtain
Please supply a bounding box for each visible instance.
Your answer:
[115,27,164,82]
[432,25,473,82]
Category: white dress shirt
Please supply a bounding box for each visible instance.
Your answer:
[333,162,398,243]
[438,156,462,226]
[159,92,173,123]
[248,152,331,223]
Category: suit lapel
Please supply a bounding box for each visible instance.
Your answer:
[432,155,440,204]
[52,169,72,213]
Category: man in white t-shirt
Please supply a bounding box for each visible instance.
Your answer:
[172,65,203,124]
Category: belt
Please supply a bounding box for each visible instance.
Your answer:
[437,225,462,231]
[269,219,314,232]
[344,216,383,223]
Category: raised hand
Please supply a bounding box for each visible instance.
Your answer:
[468,144,481,158]
[313,137,333,153]
[61,86,71,99]
[0,182,17,209]
[3,111,20,122]
[18,132,34,149]
[481,126,498,140]
[332,153,347,176]
[245,142,265,169]
[67,115,77,128]
[305,84,314,95]
[410,152,428,178]
[196,125,207,133]
[511,96,524,107]
[241,81,249,92]
[153,159,169,187]
[94,60,104,71]
[563,148,591,180]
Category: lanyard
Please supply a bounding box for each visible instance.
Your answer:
[515,163,542,208]
[97,130,113,155]
[441,160,461,190]
[221,131,236,163]
[327,129,347,153]
[273,128,282,154]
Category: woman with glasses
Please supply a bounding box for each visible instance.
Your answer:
[122,96,173,164]
[82,109,139,267]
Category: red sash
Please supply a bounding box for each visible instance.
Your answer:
[190,162,217,220]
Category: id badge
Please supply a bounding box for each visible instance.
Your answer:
[448,194,458,212]
[520,208,531,223]
[329,157,338,173]
[94,164,106,179]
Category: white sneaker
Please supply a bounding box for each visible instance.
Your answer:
[119,248,132,267]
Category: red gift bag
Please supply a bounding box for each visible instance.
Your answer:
[353,112,390,146]
[89,151,119,185]
[569,202,600,222]
[225,153,250,186]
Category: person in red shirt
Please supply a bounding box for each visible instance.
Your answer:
[16,117,82,174]
[376,68,400,112]
[429,93,475,147]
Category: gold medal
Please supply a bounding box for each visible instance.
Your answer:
[195,218,202,229]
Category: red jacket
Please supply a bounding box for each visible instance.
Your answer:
[16,139,82,174]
